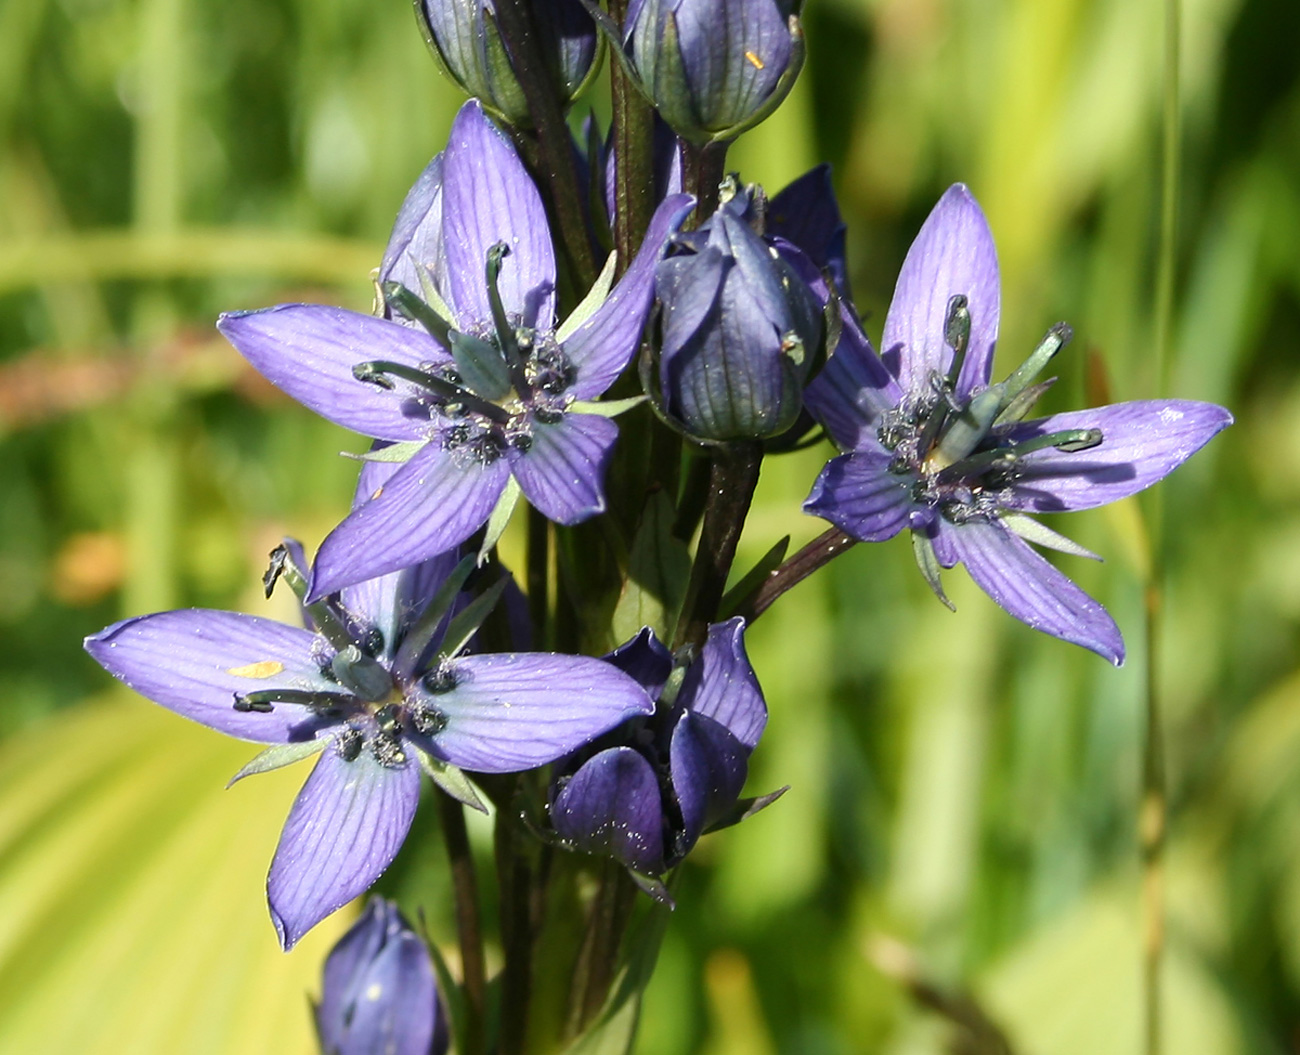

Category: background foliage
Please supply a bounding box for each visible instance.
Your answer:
[1,0,1296,1050]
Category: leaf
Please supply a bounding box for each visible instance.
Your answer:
[478,476,522,566]
[343,439,429,463]
[611,490,692,643]
[702,786,789,835]
[718,536,790,619]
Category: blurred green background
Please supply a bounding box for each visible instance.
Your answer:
[0,0,1295,1050]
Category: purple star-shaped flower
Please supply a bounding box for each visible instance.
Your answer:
[218,100,693,600]
[804,184,1232,664]
[85,466,653,949]
[549,619,770,876]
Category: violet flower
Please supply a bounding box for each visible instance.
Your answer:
[218,100,693,601]
[803,184,1232,664]
[549,619,771,876]
[624,0,805,144]
[416,0,600,128]
[84,465,653,949]
[316,898,448,1055]
[655,188,822,440]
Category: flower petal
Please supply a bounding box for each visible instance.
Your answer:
[604,627,674,699]
[881,184,999,401]
[380,153,447,300]
[440,101,555,329]
[338,458,462,658]
[678,617,766,749]
[941,518,1124,665]
[218,305,445,442]
[84,610,335,743]
[510,413,618,525]
[669,710,750,849]
[804,309,902,449]
[803,449,916,542]
[268,748,421,949]
[550,746,666,873]
[310,442,509,601]
[1001,400,1233,512]
[767,164,851,300]
[565,193,695,399]
[337,924,441,1055]
[417,654,654,773]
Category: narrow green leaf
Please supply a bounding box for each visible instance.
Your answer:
[415,749,488,814]
[341,439,428,463]
[1003,513,1101,561]
[911,529,955,611]
[437,576,510,661]
[719,536,790,619]
[612,490,692,642]
[478,476,522,566]
[702,786,789,834]
[557,251,618,342]
[567,396,647,419]
[226,739,326,788]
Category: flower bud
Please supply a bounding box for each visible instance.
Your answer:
[625,0,805,144]
[655,192,822,441]
[416,0,600,127]
[315,898,448,1055]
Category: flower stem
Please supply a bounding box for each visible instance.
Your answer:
[680,139,729,225]
[494,0,597,290]
[436,791,487,1055]
[495,786,536,1055]
[738,527,857,623]
[608,0,655,280]
[674,440,763,648]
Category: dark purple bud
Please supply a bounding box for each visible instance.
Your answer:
[316,898,448,1055]
[416,0,600,128]
[625,0,805,143]
[656,196,821,440]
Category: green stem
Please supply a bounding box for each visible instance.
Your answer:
[674,441,763,649]
[566,861,639,1037]
[738,527,857,623]
[437,792,487,1055]
[527,508,550,647]
[607,0,655,280]
[680,139,729,224]
[495,783,535,1055]
[494,0,597,290]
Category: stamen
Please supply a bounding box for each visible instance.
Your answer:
[942,294,971,389]
[997,322,1072,415]
[353,360,512,425]
[935,427,1103,482]
[232,688,355,713]
[263,542,356,652]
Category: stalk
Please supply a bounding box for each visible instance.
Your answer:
[674,440,763,649]
[436,792,487,1055]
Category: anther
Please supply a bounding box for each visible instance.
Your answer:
[335,727,364,763]
[423,666,458,694]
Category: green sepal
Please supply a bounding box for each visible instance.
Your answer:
[415,260,459,329]
[568,396,646,419]
[416,747,488,814]
[557,250,618,342]
[479,476,522,565]
[394,554,479,674]
[342,439,428,463]
[719,536,790,618]
[911,529,955,612]
[1002,513,1101,561]
[437,576,510,660]
[450,329,512,402]
[626,868,675,907]
[227,738,326,788]
[702,785,789,835]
